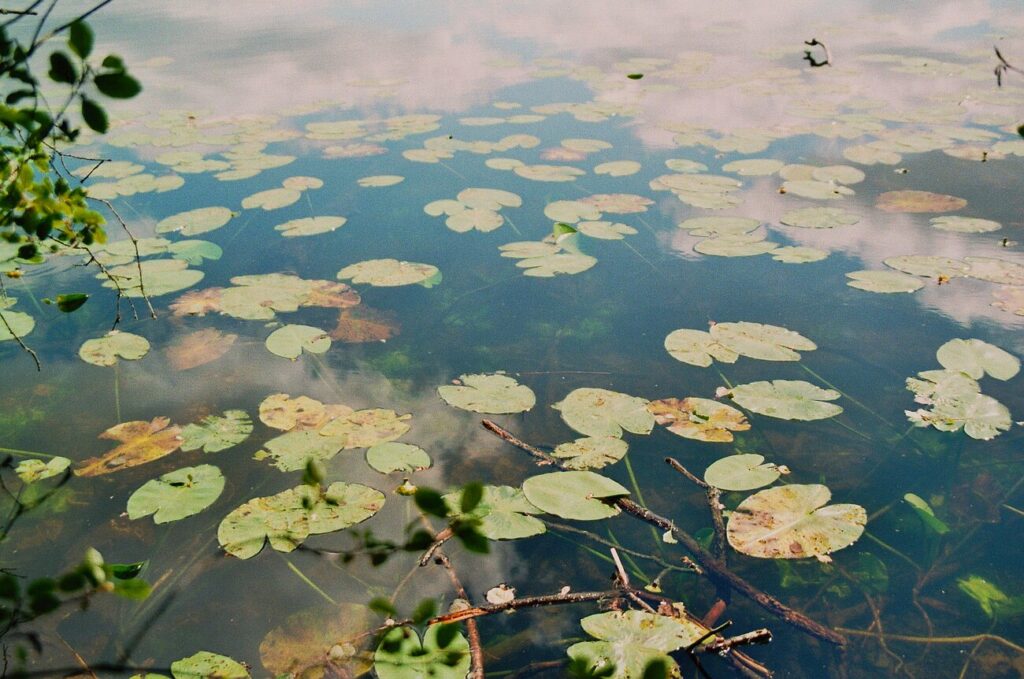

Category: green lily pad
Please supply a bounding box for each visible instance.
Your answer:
[275,216,347,237]
[884,255,968,279]
[180,410,253,453]
[444,485,545,540]
[552,436,628,470]
[576,221,637,240]
[101,259,204,297]
[127,464,225,524]
[15,457,71,484]
[499,240,597,277]
[906,369,980,405]
[936,338,1020,380]
[726,380,843,421]
[254,430,346,472]
[319,408,412,448]
[647,397,750,442]
[567,610,709,679]
[338,259,441,288]
[241,187,301,210]
[782,180,854,200]
[437,373,535,414]
[846,270,924,293]
[929,216,1001,233]
[594,160,641,176]
[543,200,602,224]
[457,188,522,210]
[704,454,782,491]
[780,207,860,229]
[710,321,817,361]
[771,246,828,263]
[171,652,249,679]
[0,309,34,342]
[358,175,404,187]
[366,442,432,473]
[677,216,759,237]
[694,234,778,257]
[266,324,331,359]
[552,388,654,437]
[664,328,738,367]
[78,331,150,366]
[722,158,784,176]
[444,208,504,233]
[906,392,1012,440]
[218,482,385,559]
[522,471,628,520]
[168,240,222,266]
[259,603,374,677]
[156,207,235,236]
[811,165,865,184]
[374,625,470,679]
[727,484,866,561]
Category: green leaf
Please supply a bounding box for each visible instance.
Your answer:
[365,442,432,474]
[552,436,628,470]
[180,410,253,453]
[443,485,545,540]
[253,430,345,472]
[626,73,644,80]
[94,72,141,98]
[414,488,448,518]
[80,96,107,133]
[935,338,1020,381]
[265,324,331,359]
[460,482,484,513]
[101,54,125,70]
[55,293,89,313]
[552,388,654,438]
[127,465,225,524]
[78,330,150,366]
[522,471,628,521]
[171,651,250,679]
[726,380,843,421]
[704,454,782,491]
[48,51,77,84]
[68,21,94,59]
[15,457,71,483]
[903,493,949,535]
[113,577,152,600]
[374,626,470,679]
[437,373,536,414]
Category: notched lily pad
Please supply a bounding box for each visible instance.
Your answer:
[552,388,654,438]
[319,409,412,448]
[522,471,629,520]
[79,331,150,366]
[265,324,331,359]
[648,397,750,442]
[437,373,535,414]
[846,270,924,293]
[127,464,225,524]
[374,625,470,679]
[366,442,432,473]
[876,190,967,213]
[180,410,253,453]
[725,380,843,421]
[704,454,783,491]
[77,417,183,477]
[444,485,545,539]
[936,338,1020,380]
[338,259,441,288]
[552,436,628,470]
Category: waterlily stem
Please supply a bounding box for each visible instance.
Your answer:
[113,361,121,423]
[836,627,1024,655]
[281,554,336,605]
[623,453,663,550]
[0,446,57,459]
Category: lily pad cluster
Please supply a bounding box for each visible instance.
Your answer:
[171,273,360,320]
[499,234,597,277]
[664,321,817,367]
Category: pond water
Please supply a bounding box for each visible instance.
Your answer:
[4,1,1024,678]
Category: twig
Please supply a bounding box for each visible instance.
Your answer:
[481,420,557,465]
[702,629,773,653]
[0,8,39,15]
[804,39,832,67]
[418,526,453,567]
[93,198,156,319]
[994,46,1024,87]
[836,628,1024,655]
[483,420,846,647]
[0,308,40,371]
[545,520,700,575]
[432,553,484,679]
[666,457,727,562]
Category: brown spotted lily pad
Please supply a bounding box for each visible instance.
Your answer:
[258,393,353,432]
[647,397,751,442]
[167,328,237,370]
[318,408,411,448]
[259,603,374,677]
[876,190,967,213]
[726,484,866,562]
[76,417,183,477]
[170,287,224,317]
[330,306,399,343]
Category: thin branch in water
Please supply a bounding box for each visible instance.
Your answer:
[93,198,157,319]
[0,8,39,15]
[0,308,40,371]
[994,46,1024,87]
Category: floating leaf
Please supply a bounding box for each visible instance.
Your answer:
[726,380,843,421]
[166,329,237,370]
[552,436,628,470]
[127,464,225,524]
[319,409,412,448]
[552,388,654,438]
[957,575,1011,618]
[15,457,71,484]
[167,240,222,266]
[727,484,866,561]
[884,255,968,279]
[929,216,1001,233]
[101,258,203,297]
[259,393,351,432]
[366,442,432,473]
[338,259,441,288]
[156,207,234,236]
[444,485,545,539]
[594,160,641,177]
[79,331,150,366]
[330,306,400,343]
[722,158,784,176]
[265,324,331,359]
[710,322,817,362]
[275,216,347,238]
[358,175,404,187]
[647,397,750,442]
[218,482,385,559]
[678,216,759,237]
[171,651,250,679]
[543,200,602,224]
[704,454,782,491]
[846,270,924,293]
[771,246,828,263]
[77,417,183,477]
[664,328,737,367]
[936,338,1020,380]
[903,493,949,535]
[780,207,860,229]
[374,625,470,679]
[906,392,1012,440]
[811,165,865,185]
[254,430,345,472]
[180,410,253,453]
[694,234,778,257]
[457,188,522,210]
[906,369,980,405]
[437,373,535,414]
[241,187,301,210]
[876,190,967,213]
[580,193,653,214]
[576,221,638,240]
[0,309,34,342]
[781,180,853,200]
[522,471,628,520]
[499,240,597,277]
[965,257,1024,286]
[567,610,709,679]
[170,288,224,317]
[260,603,373,677]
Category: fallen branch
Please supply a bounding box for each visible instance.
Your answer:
[667,457,727,562]
[994,46,1024,87]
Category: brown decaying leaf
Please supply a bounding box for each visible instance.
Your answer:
[76,417,183,477]
[259,393,353,432]
[329,306,400,342]
[170,287,224,317]
[166,329,237,370]
[259,603,373,676]
[304,280,361,309]
[875,190,967,213]
[647,397,750,442]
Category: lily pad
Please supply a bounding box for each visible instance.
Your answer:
[242,187,301,210]
[0,309,34,342]
[127,464,225,524]
[167,240,222,266]
[704,454,782,491]
[552,436,628,470]
[319,408,412,448]
[780,207,860,229]
[265,324,331,359]
[522,471,629,520]
[576,221,638,240]
[580,193,652,214]
[694,234,778,257]
[876,190,967,213]
[594,160,641,176]
[664,328,738,367]
[727,484,867,561]
[358,175,404,187]
[180,410,253,453]
[76,417,183,477]
[552,388,654,438]
[366,442,432,473]
[710,321,817,361]
[275,216,347,237]
[444,485,545,539]
[965,257,1024,286]
[936,338,1020,381]
[906,369,980,405]
[167,329,237,370]
[374,625,470,679]
[338,259,441,288]
[647,397,750,442]
[499,241,597,277]
[15,457,71,484]
[726,380,843,421]
[929,216,1001,233]
[437,373,535,414]
[259,393,351,432]
[771,246,828,263]
[171,651,250,679]
[781,180,854,200]
[544,200,602,223]
[846,270,924,293]
[884,255,968,279]
[907,392,1012,440]
[101,258,204,297]
[260,603,373,677]
[218,482,385,559]
[156,207,234,236]
[722,158,784,176]
[78,331,150,367]
[254,430,346,472]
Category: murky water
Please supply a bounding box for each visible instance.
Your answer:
[3,2,1024,678]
